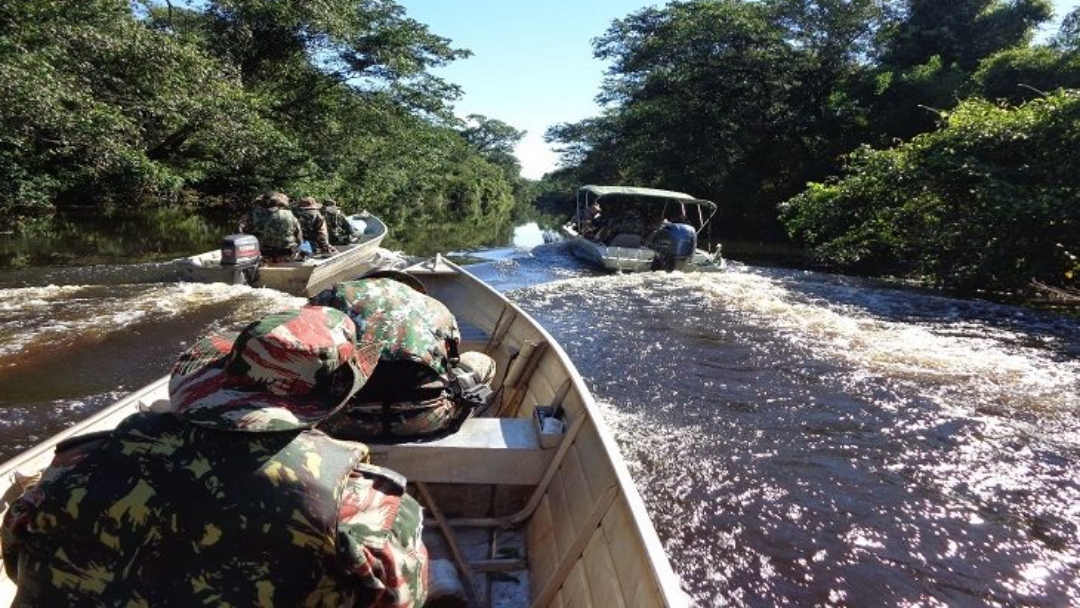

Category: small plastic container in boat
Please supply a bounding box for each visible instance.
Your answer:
[533,406,566,448]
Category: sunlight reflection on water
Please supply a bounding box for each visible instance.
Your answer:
[0,243,1077,605]
[511,259,1080,605]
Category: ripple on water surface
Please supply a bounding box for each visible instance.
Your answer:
[0,281,306,460]
[512,266,1080,606]
[2,252,1078,605]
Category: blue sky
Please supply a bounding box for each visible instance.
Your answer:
[400,0,1080,179]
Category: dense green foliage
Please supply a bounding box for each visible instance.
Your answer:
[5,0,1080,295]
[0,0,526,251]
[974,47,1080,104]
[549,0,883,239]
[545,0,1079,293]
[782,91,1080,292]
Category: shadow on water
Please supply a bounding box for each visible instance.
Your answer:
[0,207,227,269]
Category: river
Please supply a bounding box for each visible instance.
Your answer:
[1,235,1078,606]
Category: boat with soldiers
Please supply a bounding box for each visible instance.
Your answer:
[178,212,388,296]
[0,256,688,607]
[561,185,725,272]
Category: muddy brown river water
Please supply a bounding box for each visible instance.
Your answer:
[1,242,1078,605]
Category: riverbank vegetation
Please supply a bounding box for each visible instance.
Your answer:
[0,0,529,252]
[544,0,1080,297]
[4,0,1079,299]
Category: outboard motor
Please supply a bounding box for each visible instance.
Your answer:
[650,223,697,271]
[220,234,261,285]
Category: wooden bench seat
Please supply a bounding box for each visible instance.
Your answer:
[367,418,554,486]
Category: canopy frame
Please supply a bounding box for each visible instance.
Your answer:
[574,185,718,237]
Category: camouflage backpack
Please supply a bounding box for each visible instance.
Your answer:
[310,277,459,375]
[312,277,493,441]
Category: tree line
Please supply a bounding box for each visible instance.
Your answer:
[542,0,1080,296]
[4,0,1079,295]
[0,0,533,252]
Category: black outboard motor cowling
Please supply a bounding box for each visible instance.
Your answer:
[650,223,697,271]
[220,234,261,285]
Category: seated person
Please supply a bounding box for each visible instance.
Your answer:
[642,206,666,241]
[292,197,337,256]
[581,202,603,238]
[595,207,645,245]
[237,191,303,262]
[1,307,427,607]
[322,198,361,245]
[311,271,496,442]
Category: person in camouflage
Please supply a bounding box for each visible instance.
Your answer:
[594,200,645,245]
[237,191,304,263]
[311,272,496,441]
[1,307,428,608]
[293,197,337,256]
[322,198,360,245]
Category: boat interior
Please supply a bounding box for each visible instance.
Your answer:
[0,258,683,608]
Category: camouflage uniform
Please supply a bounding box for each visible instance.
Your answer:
[293,197,336,256]
[595,205,645,244]
[238,192,304,263]
[1,307,428,608]
[311,275,495,441]
[323,199,360,245]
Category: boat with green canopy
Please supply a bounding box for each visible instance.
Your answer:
[561,185,723,272]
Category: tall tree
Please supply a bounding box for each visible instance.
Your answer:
[0,0,290,212]
[548,0,880,239]
[879,0,1052,70]
[869,0,1053,139]
[152,0,470,116]
[459,114,525,174]
[1053,7,1080,50]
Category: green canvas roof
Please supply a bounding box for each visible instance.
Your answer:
[579,185,717,210]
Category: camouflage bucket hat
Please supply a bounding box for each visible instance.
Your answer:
[296,196,322,209]
[169,307,379,432]
[262,191,290,208]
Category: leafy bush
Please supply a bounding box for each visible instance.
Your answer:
[975,47,1080,104]
[782,91,1080,292]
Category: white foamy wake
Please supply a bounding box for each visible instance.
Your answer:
[522,268,1080,414]
[0,282,306,358]
[684,269,1080,412]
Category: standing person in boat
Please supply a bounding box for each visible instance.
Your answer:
[322,198,361,245]
[0,307,428,608]
[293,197,337,256]
[237,190,304,262]
[311,272,496,441]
